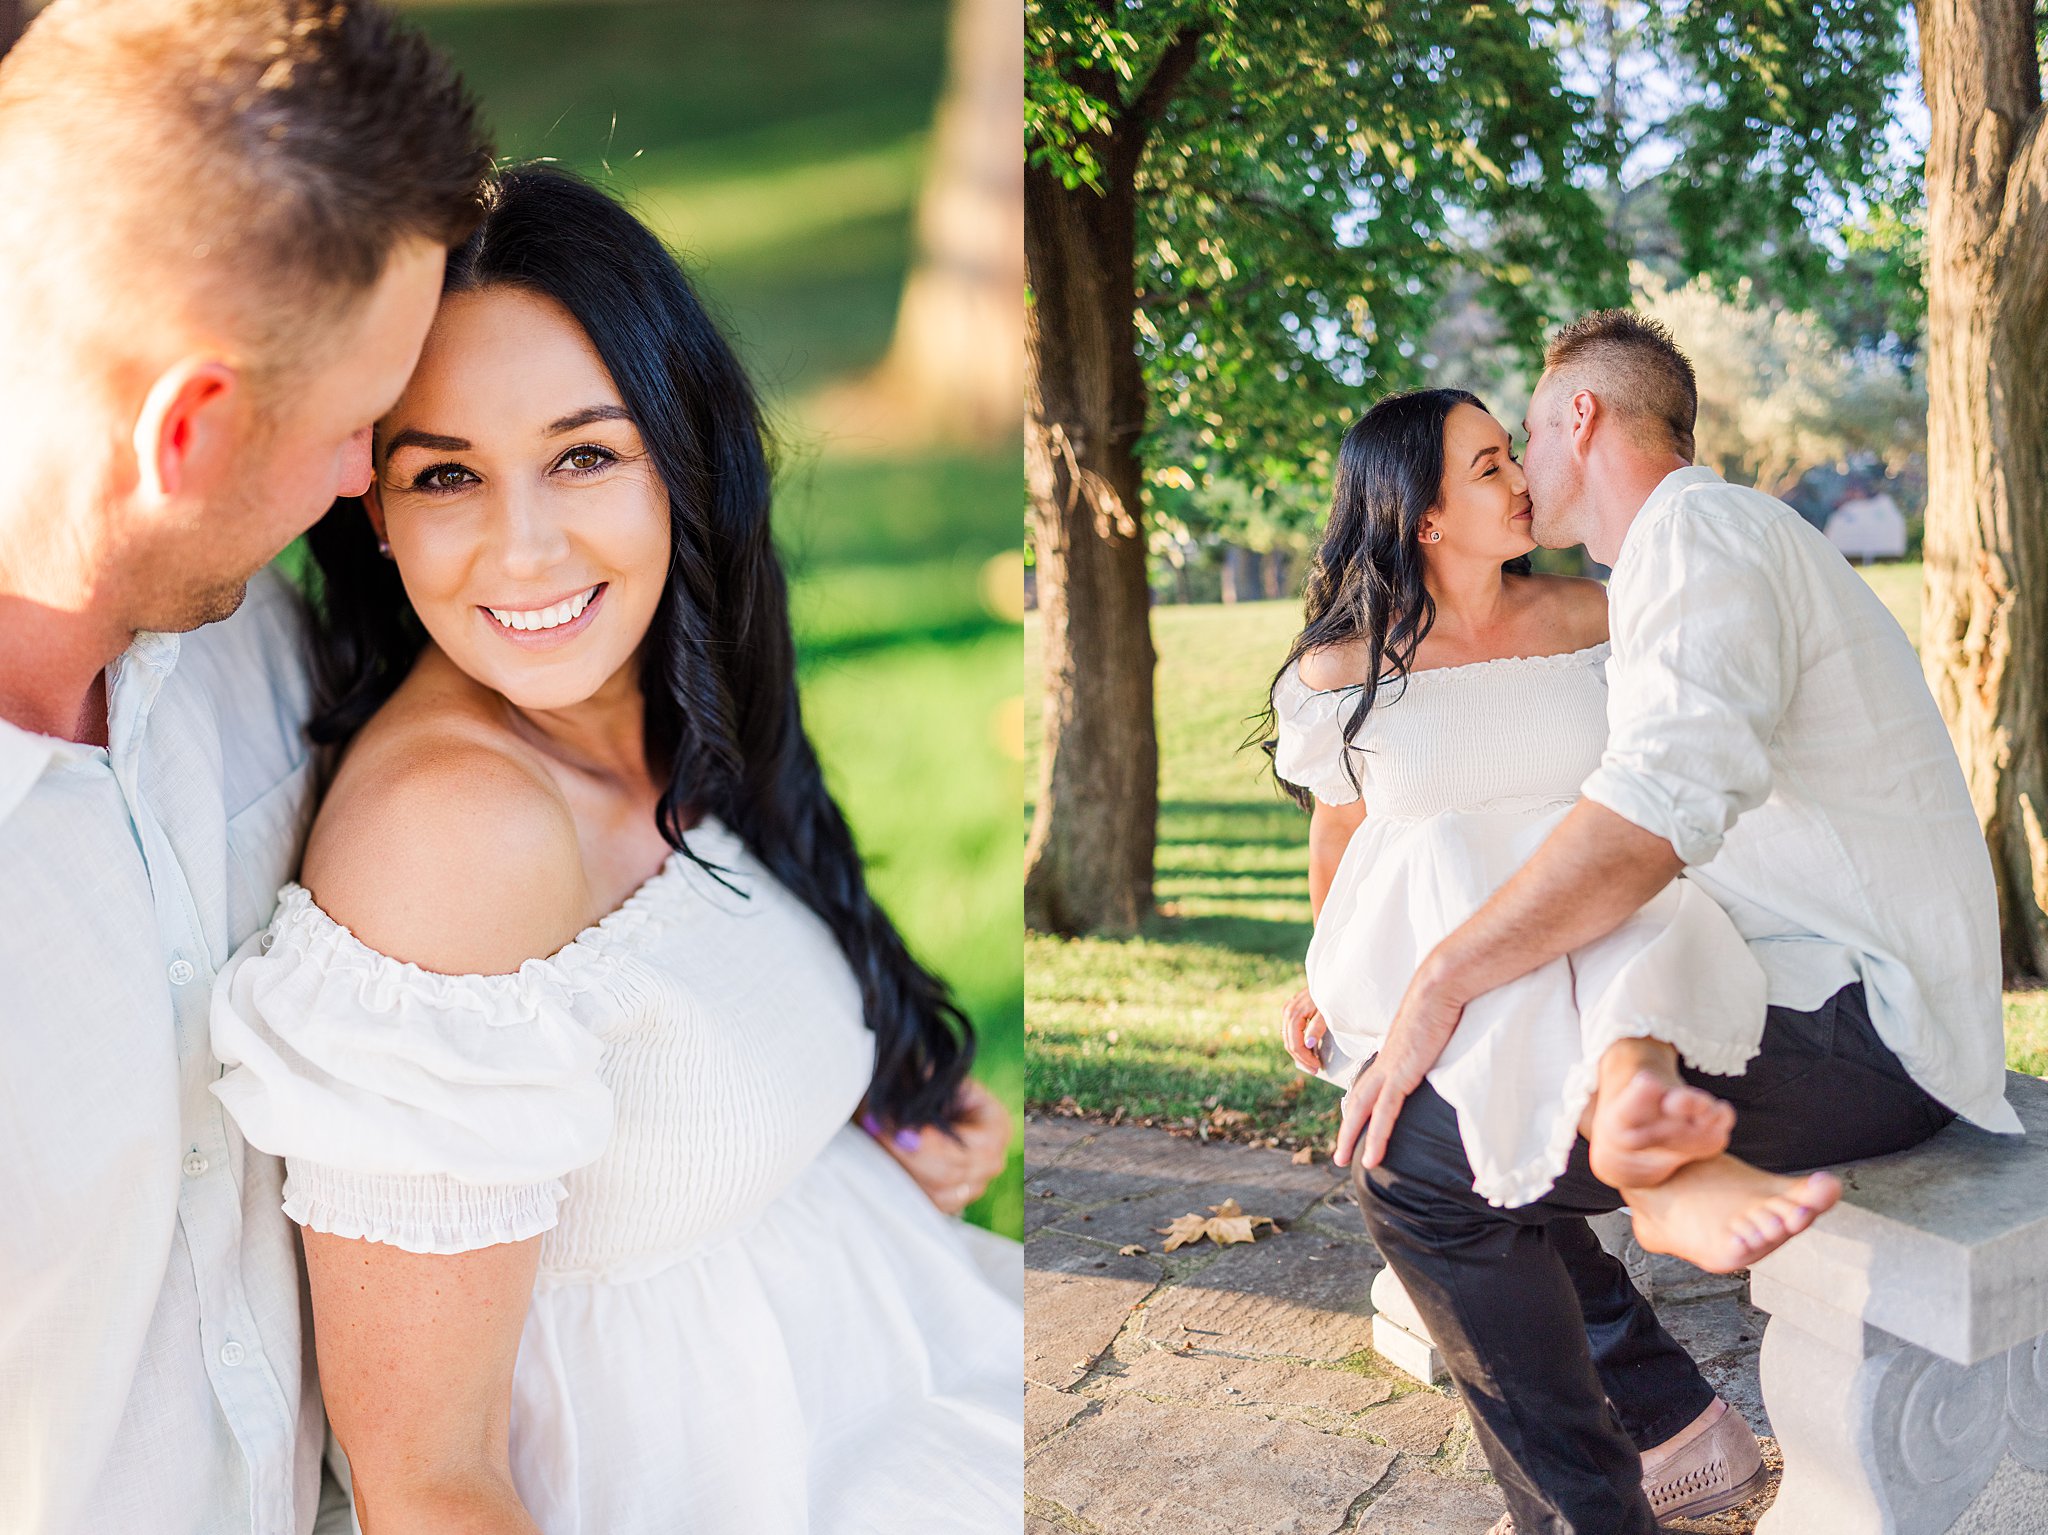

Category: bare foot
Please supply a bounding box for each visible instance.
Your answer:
[1628,1156,1843,1274]
[1588,1067,1735,1190]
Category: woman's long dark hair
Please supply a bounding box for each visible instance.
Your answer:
[1255,388,1532,808]
[303,163,972,1128]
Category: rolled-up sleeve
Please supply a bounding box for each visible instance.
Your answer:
[1581,508,1797,866]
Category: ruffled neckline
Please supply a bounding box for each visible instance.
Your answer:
[263,812,756,1012]
[1283,641,1609,696]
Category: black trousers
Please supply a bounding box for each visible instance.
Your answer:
[1354,981,1956,1535]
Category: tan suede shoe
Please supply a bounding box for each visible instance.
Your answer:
[1484,1397,1766,1533]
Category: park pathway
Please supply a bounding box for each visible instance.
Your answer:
[1024,1114,1780,1535]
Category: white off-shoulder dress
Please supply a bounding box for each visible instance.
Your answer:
[1272,644,1769,1207]
[208,813,1021,1535]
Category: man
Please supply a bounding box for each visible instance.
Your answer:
[0,4,490,1529]
[1333,310,2017,1533]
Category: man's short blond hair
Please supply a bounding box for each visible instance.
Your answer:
[1542,309,1698,461]
[0,0,491,386]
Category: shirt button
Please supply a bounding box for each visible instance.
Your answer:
[219,1341,244,1367]
[167,958,196,986]
[183,1152,209,1178]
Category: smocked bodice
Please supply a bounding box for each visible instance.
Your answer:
[1271,644,1611,817]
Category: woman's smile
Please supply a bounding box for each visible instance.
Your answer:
[479,580,608,648]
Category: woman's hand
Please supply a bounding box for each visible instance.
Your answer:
[867,1078,1013,1215]
[1280,985,1326,1072]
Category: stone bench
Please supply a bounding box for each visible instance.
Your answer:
[1749,1068,2048,1533]
[1367,1071,2048,1533]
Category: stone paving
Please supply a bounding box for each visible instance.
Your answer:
[1024,1114,1781,1535]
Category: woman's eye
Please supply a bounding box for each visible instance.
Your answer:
[559,445,617,475]
[412,463,475,491]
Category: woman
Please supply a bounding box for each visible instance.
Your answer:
[1263,387,1840,1270]
[208,166,1019,1533]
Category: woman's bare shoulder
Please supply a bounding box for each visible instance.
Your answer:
[302,670,589,975]
[1295,637,1373,692]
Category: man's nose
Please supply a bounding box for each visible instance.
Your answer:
[336,427,375,499]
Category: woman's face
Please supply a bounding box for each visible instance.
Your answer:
[368,285,670,713]
[1422,403,1535,563]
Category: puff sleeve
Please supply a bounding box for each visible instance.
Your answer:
[1271,663,1365,805]
[210,885,616,1254]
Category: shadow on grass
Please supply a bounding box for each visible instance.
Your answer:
[1158,798,1306,849]
[1140,911,1310,961]
[798,614,1017,663]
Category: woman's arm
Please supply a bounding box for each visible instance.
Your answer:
[1307,796,1368,921]
[1282,796,1370,1070]
[298,738,600,1534]
[305,1233,544,1535]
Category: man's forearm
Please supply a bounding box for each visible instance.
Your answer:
[1421,799,1684,1006]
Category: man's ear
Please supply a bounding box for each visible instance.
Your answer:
[1568,388,1600,455]
[132,359,240,503]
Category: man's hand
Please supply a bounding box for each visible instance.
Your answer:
[1333,971,1467,1169]
[1280,985,1326,1072]
[867,1077,1013,1215]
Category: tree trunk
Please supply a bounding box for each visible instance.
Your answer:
[1023,157,1157,934]
[1263,549,1289,601]
[1916,0,2048,978]
[1023,30,1202,935]
[1221,545,1254,604]
[866,0,1024,446]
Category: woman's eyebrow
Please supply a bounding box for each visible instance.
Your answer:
[1470,444,1501,468]
[545,404,634,435]
[384,427,470,456]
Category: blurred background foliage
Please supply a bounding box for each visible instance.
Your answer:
[389,0,1024,1235]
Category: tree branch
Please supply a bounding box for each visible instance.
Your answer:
[1120,26,1208,135]
[1107,26,1208,181]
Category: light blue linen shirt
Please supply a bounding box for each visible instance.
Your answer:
[0,567,326,1534]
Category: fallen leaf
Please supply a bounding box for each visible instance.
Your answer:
[1118,1243,1148,1256]
[1157,1212,1212,1252]
[1291,1147,1316,1165]
[1210,1106,1251,1129]
[1156,1198,1277,1251]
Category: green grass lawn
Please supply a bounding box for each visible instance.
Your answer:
[403,0,945,392]
[1026,561,2046,1153]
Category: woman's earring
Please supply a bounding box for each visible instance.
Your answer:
[376,538,393,559]
[1426,529,1442,543]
